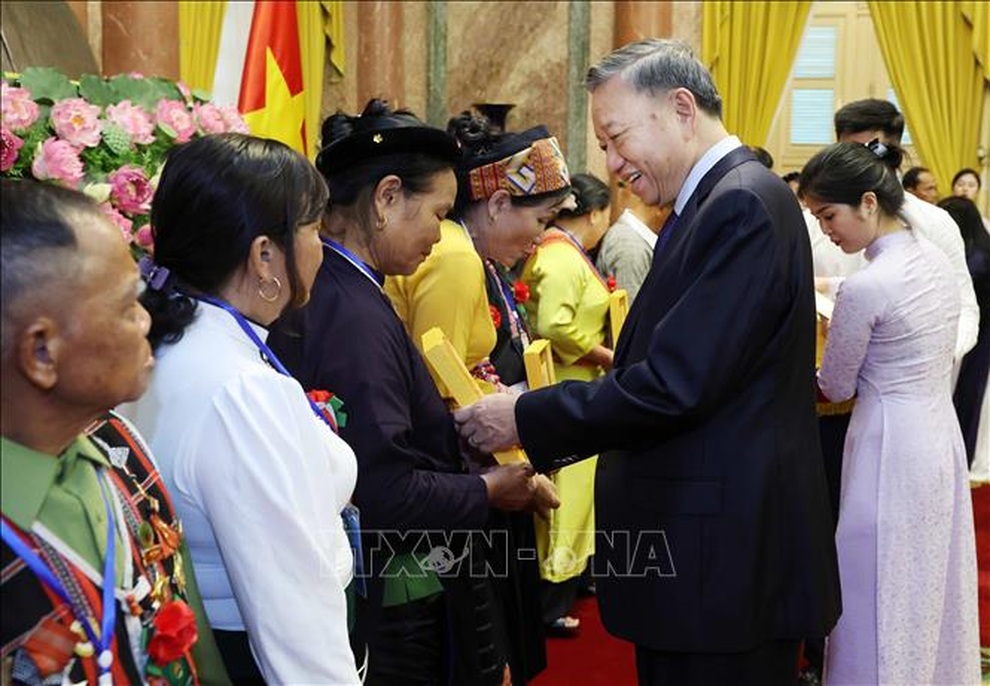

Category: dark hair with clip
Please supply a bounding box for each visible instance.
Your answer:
[142,133,329,349]
[798,142,905,217]
[556,173,610,219]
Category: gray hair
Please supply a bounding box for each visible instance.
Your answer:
[585,39,723,119]
[1,180,85,358]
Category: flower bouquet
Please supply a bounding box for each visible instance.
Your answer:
[1,67,249,255]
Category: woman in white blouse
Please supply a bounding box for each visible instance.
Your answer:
[123,134,360,685]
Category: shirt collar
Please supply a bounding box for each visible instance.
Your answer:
[674,135,742,215]
[620,210,658,248]
[196,298,270,343]
[1,434,109,530]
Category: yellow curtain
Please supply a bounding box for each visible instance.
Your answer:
[959,2,989,81]
[869,2,986,189]
[298,1,329,159]
[178,1,227,93]
[701,1,812,148]
[321,0,346,77]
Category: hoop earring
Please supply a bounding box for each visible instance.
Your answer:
[259,276,282,303]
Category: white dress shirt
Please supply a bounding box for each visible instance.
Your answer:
[122,302,360,685]
[900,193,979,361]
[674,135,742,215]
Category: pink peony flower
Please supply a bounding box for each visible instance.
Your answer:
[108,165,154,215]
[50,98,103,148]
[155,100,197,143]
[135,224,155,250]
[193,102,227,134]
[31,137,85,188]
[106,100,156,145]
[100,202,134,242]
[218,105,250,134]
[1,82,40,131]
[1,128,24,171]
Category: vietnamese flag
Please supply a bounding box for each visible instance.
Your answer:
[213,0,307,155]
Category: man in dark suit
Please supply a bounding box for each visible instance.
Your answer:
[454,39,841,686]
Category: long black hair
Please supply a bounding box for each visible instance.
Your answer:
[938,196,990,261]
[143,133,329,349]
[798,142,905,217]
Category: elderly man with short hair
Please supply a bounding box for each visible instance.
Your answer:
[1,179,228,685]
[455,39,840,686]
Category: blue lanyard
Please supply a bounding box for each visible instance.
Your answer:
[321,238,384,289]
[193,295,365,594]
[194,296,338,432]
[1,470,118,681]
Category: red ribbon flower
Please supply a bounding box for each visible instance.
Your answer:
[489,304,502,330]
[147,599,198,666]
[306,389,344,431]
[606,275,617,293]
[512,281,530,304]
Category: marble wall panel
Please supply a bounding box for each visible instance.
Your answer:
[446,1,572,152]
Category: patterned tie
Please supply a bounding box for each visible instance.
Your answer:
[654,210,680,256]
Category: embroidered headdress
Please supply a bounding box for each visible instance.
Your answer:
[462,125,571,202]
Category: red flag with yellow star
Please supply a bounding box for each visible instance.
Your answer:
[237,0,307,154]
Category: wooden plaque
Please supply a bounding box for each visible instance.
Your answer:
[421,327,527,465]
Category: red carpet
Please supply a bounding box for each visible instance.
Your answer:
[531,596,636,686]
[973,484,990,678]
[533,485,990,685]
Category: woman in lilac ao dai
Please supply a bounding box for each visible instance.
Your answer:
[801,142,979,685]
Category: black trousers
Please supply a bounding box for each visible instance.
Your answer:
[804,410,851,673]
[635,639,800,686]
[214,629,266,685]
[364,594,446,686]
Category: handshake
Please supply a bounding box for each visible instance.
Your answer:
[455,393,560,519]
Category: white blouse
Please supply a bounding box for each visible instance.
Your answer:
[122,301,360,685]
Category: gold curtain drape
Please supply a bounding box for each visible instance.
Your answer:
[701,1,812,148]
[869,1,987,188]
[322,0,346,77]
[298,1,328,159]
[959,2,989,81]
[178,1,345,159]
[178,1,227,93]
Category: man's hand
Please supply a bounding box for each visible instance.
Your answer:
[480,462,536,511]
[453,393,520,453]
[529,474,560,520]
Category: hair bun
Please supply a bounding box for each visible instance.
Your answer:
[447,111,497,156]
[865,138,904,171]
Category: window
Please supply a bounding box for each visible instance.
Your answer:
[765,2,917,173]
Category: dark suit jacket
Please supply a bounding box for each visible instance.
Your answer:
[516,146,841,652]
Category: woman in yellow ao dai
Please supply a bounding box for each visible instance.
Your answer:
[519,173,613,629]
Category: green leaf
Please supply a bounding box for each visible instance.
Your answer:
[191,88,213,103]
[147,77,182,102]
[107,75,162,112]
[78,74,116,107]
[18,67,77,103]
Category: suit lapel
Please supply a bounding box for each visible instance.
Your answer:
[614,146,758,364]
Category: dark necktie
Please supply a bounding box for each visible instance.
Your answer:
[654,210,680,256]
